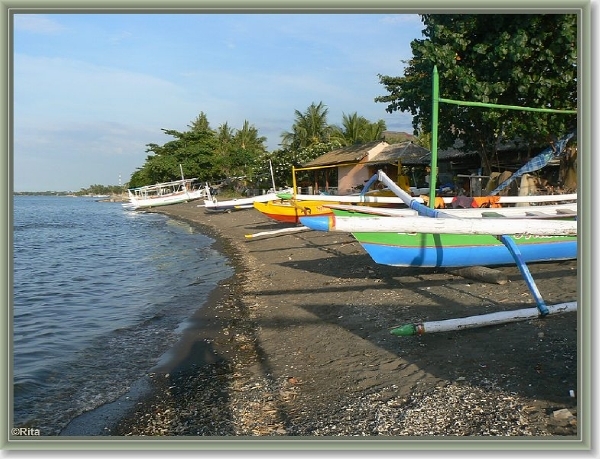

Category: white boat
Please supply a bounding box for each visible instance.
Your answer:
[126,165,208,210]
[201,187,294,212]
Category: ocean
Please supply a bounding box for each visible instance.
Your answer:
[12,195,233,436]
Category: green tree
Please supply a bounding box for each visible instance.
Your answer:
[213,122,235,175]
[256,141,343,188]
[188,112,212,133]
[129,125,219,188]
[215,122,235,152]
[213,120,267,180]
[232,120,268,177]
[281,101,332,149]
[128,114,271,190]
[331,112,386,146]
[375,14,577,174]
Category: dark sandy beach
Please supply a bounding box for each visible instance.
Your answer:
[104,200,579,439]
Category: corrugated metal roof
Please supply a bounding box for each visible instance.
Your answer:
[302,141,385,167]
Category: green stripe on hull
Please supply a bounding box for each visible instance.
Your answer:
[351,231,576,248]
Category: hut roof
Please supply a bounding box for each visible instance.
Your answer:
[364,141,430,165]
[302,140,479,169]
[365,141,477,166]
[302,141,385,167]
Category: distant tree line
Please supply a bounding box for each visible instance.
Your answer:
[14,185,125,196]
[79,184,126,196]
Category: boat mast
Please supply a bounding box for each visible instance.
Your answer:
[179,164,189,193]
[269,160,277,191]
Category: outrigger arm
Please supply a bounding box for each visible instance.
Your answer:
[497,235,550,316]
[361,169,570,335]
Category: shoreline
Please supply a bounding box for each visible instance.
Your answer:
[66,200,579,438]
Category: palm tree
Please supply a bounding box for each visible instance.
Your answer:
[235,120,267,151]
[215,122,234,154]
[331,112,387,146]
[188,112,211,133]
[226,120,267,179]
[331,112,362,145]
[281,101,332,149]
[363,119,386,142]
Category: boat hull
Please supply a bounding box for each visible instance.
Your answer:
[354,232,577,268]
[128,189,206,209]
[254,200,333,224]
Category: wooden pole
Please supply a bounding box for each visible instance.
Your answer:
[429,66,439,210]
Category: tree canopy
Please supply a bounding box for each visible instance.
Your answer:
[128,103,388,191]
[375,14,578,174]
[280,102,333,149]
[331,112,387,146]
[127,112,269,189]
[270,103,387,186]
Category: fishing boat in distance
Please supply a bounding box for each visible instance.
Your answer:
[125,165,208,210]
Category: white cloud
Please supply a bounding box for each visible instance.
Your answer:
[13,14,66,34]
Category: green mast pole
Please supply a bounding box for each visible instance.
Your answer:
[429,66,439,209]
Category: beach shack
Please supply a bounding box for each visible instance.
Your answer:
[300,136,479,195]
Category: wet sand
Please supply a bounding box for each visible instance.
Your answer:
[98,201,578,440]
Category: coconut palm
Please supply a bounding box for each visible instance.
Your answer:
[281,101,332,149]
[331,112,387,146]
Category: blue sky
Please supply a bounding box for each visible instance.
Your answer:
[13,13,424,192]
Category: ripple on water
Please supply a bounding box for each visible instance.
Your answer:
[13,196,233,434]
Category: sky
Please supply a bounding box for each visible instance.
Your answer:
[12,13,425,192]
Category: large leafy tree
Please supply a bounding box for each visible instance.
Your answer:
[375,14,577,174]
[189,112,212,132]
[129,115,268,189]
[129,126,219,188]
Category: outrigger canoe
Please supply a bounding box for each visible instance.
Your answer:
[299,170,577,269]
[253,199,333,224]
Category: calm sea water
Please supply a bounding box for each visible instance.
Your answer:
[12,195,233,435]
